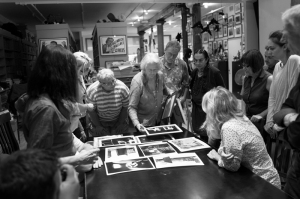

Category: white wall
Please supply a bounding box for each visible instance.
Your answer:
[228,38,241,91]
[259,0,290,53]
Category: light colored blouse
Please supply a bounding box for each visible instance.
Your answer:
[266,55,300,125]
[218,116,281,188]
[128,72,164,127]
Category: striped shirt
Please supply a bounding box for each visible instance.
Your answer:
[86,80,129,121]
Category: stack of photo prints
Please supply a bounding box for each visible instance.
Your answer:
[93,124,210,176]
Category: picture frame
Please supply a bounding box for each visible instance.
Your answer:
[213,41,218,50]
[223,25,228,37]
[223,40,228,49]
[228,16,234,26]
[208,42,213,52]
[235,24,242,37]
[214,29,218,39]
[153,153,204,169]
[38,38,68,52]
[228,26,234,38]
[168,137,210,152]
[213,12,218,20]
[100,35,127,56]
[218,10,224,20]
[105,60,124,69]
[235,13,241,25]
[218,25,223,38]
[105,145,139,162]
[208,28,214,41]
[161,92,176,120]
[218,40,223,49]
[228,5,234,16]
[235,3,241,14]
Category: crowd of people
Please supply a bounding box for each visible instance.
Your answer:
[1,4,300,199]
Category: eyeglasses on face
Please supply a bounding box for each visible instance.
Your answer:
[99,79,116,86]
[193,59,206,64]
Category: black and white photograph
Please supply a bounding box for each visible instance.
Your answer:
[218,40,223,50]
[94,135,124,147]
[213,41,218,50]
[136,134,174,144]
[223,25,228,37]
[138,142,177,157]
[218,25,223,38]
[235,3,241,14]
[228,5,234,16]
[153,153,204,168]
[228,26,234,38]
[38,38,68,52]
[235,24,242,37]
[100,35,127,55]
[96,136,137,147]
[161,93,176,120]
[168,137,210,152]
[228,16,234,26]
[223,40,228,49]
[235,13,241,25]
[145,124,183,136]
[105,145,139,161]
[105,157,155,176]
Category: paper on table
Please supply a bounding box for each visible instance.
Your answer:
[118,64,132,70]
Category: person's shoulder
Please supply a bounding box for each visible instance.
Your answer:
[288,54,300,62]
[26,95,58,113]
[132,72,143,82]
[209,65,221,73]
[115,80,129,90]
[177,58,187,67]
[87,81,100,92]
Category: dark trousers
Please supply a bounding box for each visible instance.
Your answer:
[284,151,300,199]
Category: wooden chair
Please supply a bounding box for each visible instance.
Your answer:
[0,110,19,154]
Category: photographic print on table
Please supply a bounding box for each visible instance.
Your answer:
[228,26,234,38]
[223,40,228,49]
[153,153,204,169]
[145,124,183,136]
[218,25,223,38]
[105,157,155,176]
[235,3,241,14]
[105,145,139,162]
[136,134,174,144]
[169,137,210,152]
[97,136,137,147]
[208,28,214,41]
[100,35,127,56]
[228,16,234,26]
[38,38,68,52]
[235,24,242,37]
[223,25,228,37]
[105,60,124,70]
[93,135,123,147]
[138,142,177,157]
[234,13,241,25]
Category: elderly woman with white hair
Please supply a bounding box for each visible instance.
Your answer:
[129,53,164,132]
[203,87,280,189]
[86,69,130,136]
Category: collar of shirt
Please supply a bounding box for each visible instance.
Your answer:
[163,57,179,70]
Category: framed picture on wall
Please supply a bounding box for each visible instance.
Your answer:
[213,12,218,20]
[213,41,218,51]
[228,5,234,16]
[217,40,223,49]
[228,26,234,38]
[100,35,127,56]
[38,38,68,52]
[228,16,234,26]
[218,10,224,20]
[209,28,214,41]
[214,29,218,39]
[223,25,228,37]
[223,40,228,49]
[218,25,223,38]
[235,13,241,25]
[208,42,213,52]
[105,60,124,69]
[235,25,242,37]
[235,3,241,14]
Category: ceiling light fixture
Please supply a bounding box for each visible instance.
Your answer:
[168,21,172,25]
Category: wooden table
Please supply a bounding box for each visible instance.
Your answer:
[84,134,291,199]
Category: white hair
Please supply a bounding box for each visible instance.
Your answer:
[165,40,181,51]
[140,53,162,71]
[73,52,93,69]
[97,68,115,81]
[282,4,300,31]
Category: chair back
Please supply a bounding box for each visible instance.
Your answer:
[0,110,19,154]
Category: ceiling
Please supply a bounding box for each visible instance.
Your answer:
[0,0,243,37]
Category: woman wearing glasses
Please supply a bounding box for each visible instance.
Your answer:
[240,49,272,141]
[190,49,225,147]
[86,69,130,136]
[129,53,164,133]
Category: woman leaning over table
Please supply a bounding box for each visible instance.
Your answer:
[190,49,225,146]
[240,49,272,141]
[264,30,300,139]
[203,87,281,188]
[128,53,164,133]
[15,44,99,171]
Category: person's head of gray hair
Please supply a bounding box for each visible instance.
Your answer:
[97,68,115,81]
[140,53,162,71]
[73,52,92,69]
[282,4,300,55]
[164,40,181,52]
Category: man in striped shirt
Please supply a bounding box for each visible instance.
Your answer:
[86,69,129,136]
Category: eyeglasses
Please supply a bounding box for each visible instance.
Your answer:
[165,51,178,59]
[242,64,250,68]
[99,79,116,86]
[193,59,206,64]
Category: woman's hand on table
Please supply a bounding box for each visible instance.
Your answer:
[136,124,147,133]
[76,148,100,165]
[207,149,221,162]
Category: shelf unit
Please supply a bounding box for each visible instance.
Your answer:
[0,28,37,81]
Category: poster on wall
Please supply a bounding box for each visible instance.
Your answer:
[223,40,228,49]
[228,26,234,38]
[38,38,68,52]
[209,28,214,41]
[235,13,241,25]
[100,35,127,56]
[235,25,242,37]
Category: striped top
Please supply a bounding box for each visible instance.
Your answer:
[86,80,129,122]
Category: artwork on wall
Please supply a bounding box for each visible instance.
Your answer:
[228,26,234,38]
[223,40,228,49]
[217,40,223,49]
[213,12,218,20]
[209,28,214,41]
[235,13,241,25]
[223,25,228,37]
[38,38,68,52]
[235,3,241,14]
[208,42,213,52]
[235,25,242,37]
[105,60,124,69]
[218,10,224,20]
[100,35,127,56]
[228,16,234,26]
[228,5,234,16]
[213,41,218,51]
[218,25,223,38]
[214,30,218,39]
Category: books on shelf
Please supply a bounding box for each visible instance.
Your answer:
[153,153,204,168]
[168,137,210,152]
